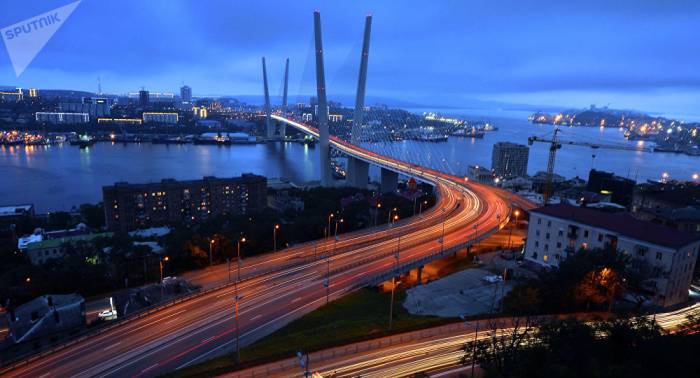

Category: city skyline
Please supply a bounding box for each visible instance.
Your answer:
[1,0,700,120]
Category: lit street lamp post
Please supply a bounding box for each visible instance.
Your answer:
[419,200,428,215]
[273,224,280,252]
[209,238,215,266]
[508,210,520,250]
[159,256,169,300]
[388,207,397,226]
[375,203,381,226]
[439,208,446,253]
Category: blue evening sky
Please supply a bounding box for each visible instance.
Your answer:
[1,0,699,119]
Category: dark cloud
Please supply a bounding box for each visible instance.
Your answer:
[0,0,698,111]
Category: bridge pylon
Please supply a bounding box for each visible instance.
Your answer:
[314,11,332,186]
[347,14,372,188]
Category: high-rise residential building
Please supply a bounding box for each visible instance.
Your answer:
[103,174,267,232]
[180,85,192,103]
[491,142,529,178]
[138,90,149,106]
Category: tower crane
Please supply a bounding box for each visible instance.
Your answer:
[528,127,653,205]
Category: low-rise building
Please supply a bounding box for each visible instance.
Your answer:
[524,204,700,307]
[35,112,90,124]
[103,174,267,232]
[24,232,113,265]
[143,112,178,124]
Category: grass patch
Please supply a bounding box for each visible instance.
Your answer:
[170,288,455,377]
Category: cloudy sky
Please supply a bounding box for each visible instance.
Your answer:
[1,0,699,118]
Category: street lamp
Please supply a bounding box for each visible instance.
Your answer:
[472,223,479,261]
[327,213,334,239]
[693,173,699,182]
[208,238,215,266]
[388,207,398,226]
[439,208,446,253]
[419,200,428,215]
[508,210,520,250]
[375,202,382,226]
[389,235,401,330]
[159,256,169,283]
[273,224,280,252]
[159,256,169,300]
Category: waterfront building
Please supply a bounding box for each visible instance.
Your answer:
[97,117,142,125]
[491,142,529,178]
[524,203,700,307]
[59,97,112,117]
[138,90,149,106]
[193,106,208,119]
[142,112,178,124]
[180,85,192,103]
[103,174,267,232]
[35,112,89,124]
[587,169,635,207]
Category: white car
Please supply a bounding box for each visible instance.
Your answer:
[97,309,118,321]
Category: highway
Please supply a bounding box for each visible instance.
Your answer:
[1,116,531,377]
[225,303,700,378]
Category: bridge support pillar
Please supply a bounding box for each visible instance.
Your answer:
[346,157,369,188]
[380,168,398,193]
[417,266,423,285]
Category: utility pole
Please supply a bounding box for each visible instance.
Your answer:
[389,235,400,330]
[235,237,245,363]
[209,238,215,266]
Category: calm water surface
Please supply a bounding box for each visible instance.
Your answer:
[1,112,698,212]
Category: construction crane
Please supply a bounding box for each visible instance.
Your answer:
[528,128,653,205]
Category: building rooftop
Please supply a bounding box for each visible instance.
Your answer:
[25,232,113,250]
[532,204,700,249]
[0,204,33,217]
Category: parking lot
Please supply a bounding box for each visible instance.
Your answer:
[403,251,535,317]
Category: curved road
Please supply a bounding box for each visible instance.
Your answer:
[2,117,533,377]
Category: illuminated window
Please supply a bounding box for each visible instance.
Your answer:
[581,242,588,250]
[543,254,549,263]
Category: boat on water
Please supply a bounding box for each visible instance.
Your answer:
[70,134,96,148]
